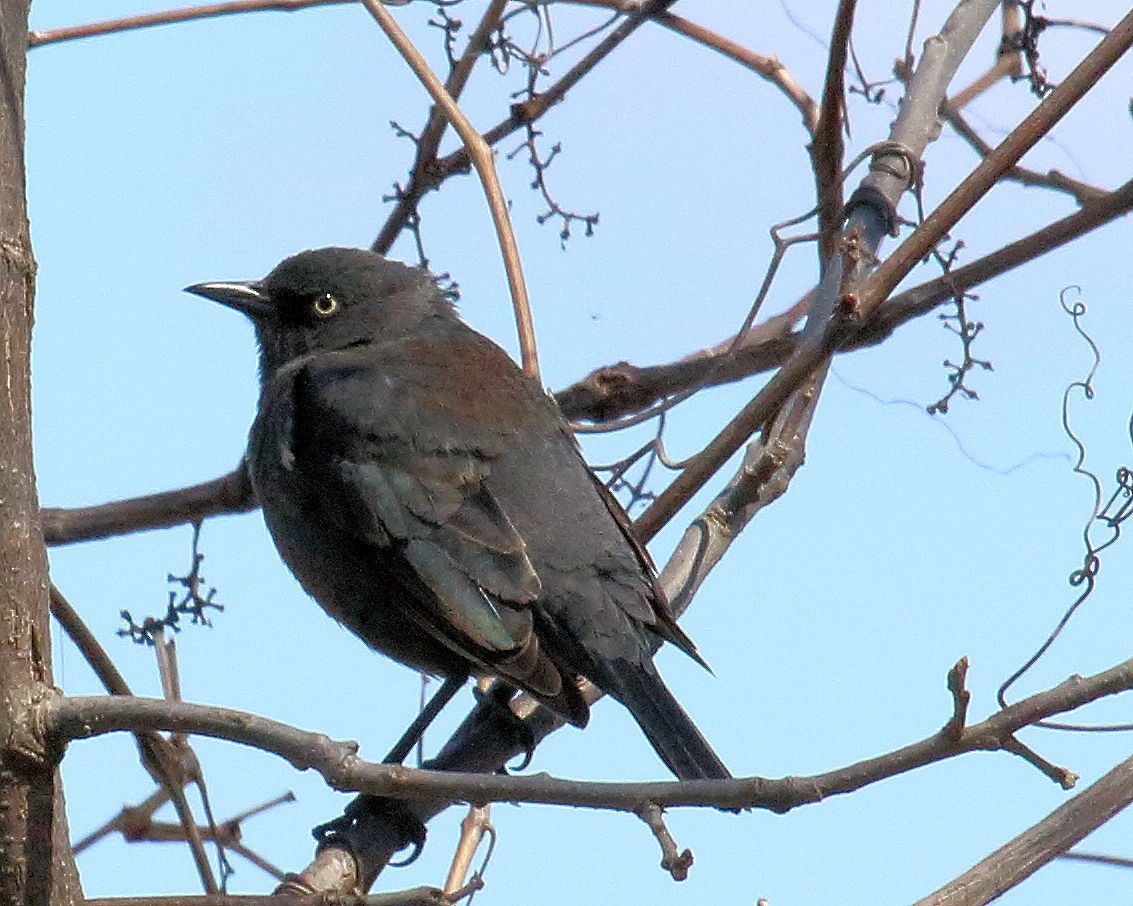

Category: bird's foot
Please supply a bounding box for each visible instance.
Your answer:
[312,795,428,867]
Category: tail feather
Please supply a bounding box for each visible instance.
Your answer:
[611,666,731,781]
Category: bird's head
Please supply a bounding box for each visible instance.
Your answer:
[186,247,456,375]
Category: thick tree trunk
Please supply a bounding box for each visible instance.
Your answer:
[0,5,81,905]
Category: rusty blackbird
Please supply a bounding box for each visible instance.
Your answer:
[188,247,729,780]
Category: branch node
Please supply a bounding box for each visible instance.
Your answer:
[1003,736,1078,789]
[943,656,971,741]
[634,801,694,881]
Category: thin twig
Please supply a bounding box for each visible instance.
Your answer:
[358,0,538,381]
[941,103,1105,205]
[634,802,693,881]
[430,0,680,183]
[28,0,345,48]
[443,804,492,896]
[942,657,970,741]
[564,0,819,134]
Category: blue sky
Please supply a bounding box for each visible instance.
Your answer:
[26,1,1133,902]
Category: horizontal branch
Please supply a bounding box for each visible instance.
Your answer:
[43,655,1133,813]
[39,465,254,546]
[83,888,453,906]
[28,0,345,48]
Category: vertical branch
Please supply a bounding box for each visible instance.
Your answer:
[359,0,540,381]
[372,0,508,255]
[0,5,82,905]
[811,0,856,263]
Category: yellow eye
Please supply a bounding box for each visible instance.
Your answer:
[312,293,340,318]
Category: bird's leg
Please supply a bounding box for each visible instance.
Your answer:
[383,672,468,765]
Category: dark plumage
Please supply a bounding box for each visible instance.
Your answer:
[187,247,729,780]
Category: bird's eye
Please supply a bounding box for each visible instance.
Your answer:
[312,292,340,318]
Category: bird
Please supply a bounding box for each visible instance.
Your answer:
[187,247,730,780]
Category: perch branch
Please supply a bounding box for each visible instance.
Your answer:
[43,654,1133,812]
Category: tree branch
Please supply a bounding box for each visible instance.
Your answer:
[28,0,347,49]
[371,0,509,255]
[855,8,1133,318]
[914,752,1133,906]
[358,0,538,380]
[429,0,678,184]
[40,465,255,546]
[812,0,855,261]
[42,654,1133,812]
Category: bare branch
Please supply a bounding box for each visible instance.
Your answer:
[372,0,508,255]
[443,804,492,896]
[40,465,255,546]
[431,0,679,183]
[84,890,454,906]
[358,0,538,381]
[861,176,1133,342]
[42,653,1133,812]
[946,2,1025,109]
[568,0,819,134]
[28,0,346,49]
[856,9,1133,319]
[635,801,694,881]
[812,0,856,260]
[914,753,1133,906]
[49,584,130,696]
[637,0,1003,538]
[941,103,1106,204]
[661,368,821,616]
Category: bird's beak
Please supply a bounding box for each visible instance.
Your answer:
[184,281,274,320]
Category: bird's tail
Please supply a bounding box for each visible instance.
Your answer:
[611,666,731,781]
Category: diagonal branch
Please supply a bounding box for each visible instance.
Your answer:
[371,0,508,256]
[913,752,1133,906]
[855,8,1133,319]
[49,585,219,893]
[941,103,1106,205]
[429,0,679,184]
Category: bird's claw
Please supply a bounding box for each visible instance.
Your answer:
[312,796,428,867]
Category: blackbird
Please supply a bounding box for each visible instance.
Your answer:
[188,247,729,780]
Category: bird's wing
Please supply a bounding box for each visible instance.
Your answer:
[284,344,580,710]
[586,471,709,670]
